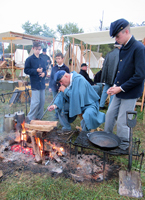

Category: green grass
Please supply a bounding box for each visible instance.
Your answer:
[91,68,101,74]
[0,85,145,200]
[0,174,138,200]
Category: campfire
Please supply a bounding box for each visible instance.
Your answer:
[0,115,119,182]
[12,118,66,164]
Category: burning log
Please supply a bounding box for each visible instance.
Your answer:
[27,129,47,139]
[50,151,62,163]
[28,130,42,163]
[43,142,52,152]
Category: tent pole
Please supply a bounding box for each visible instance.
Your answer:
[2,43,4,60]
[71,38,74,72]
[22,45,24,63]
[62,36,64,55]
[10,39,14,81]
[13,44,15,61]
[21,45,25,77]
[88,45,91,75]
[85,44,88,63]
[53,38,55,66]
[80,41,82,67]
[75,45,78,71]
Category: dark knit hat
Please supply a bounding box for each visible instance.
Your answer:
[110,18,129,38]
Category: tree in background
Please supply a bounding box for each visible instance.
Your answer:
[57,22,84,50]
[4,21,56,54]
[22,21,56,38]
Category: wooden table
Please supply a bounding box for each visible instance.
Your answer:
[0,65,24,80]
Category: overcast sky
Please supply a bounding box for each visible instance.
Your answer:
[1,0,145,36]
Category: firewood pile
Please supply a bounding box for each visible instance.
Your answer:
[25,120,58,163]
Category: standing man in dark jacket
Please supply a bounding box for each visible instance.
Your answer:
[24,41,47,123]
[49,52,69,119]
[79,63,102,97]
[104,19,145,150]
[99,42,121,109]
[39,48,51,70]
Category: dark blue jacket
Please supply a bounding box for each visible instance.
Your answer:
[39,53,51,68]
[79,69,94,85]
[24,54,46,90]
[115,36,145,99]
[49,64,70,92]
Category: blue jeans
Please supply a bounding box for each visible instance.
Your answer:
[92,83,102,97]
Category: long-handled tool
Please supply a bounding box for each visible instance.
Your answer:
[40,92,60,120]
[119,110,143,198]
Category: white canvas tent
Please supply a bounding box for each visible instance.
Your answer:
[0,31,53,45]
[0,31,53,81]
[14,49,29,77]
[64,45,94,79]
[64,26,145,45]
[83,50,104,69]
[15,49,29,65]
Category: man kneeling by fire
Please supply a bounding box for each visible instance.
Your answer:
[48,70,105,131]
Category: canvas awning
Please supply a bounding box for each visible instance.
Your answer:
[64,26,145,45]
[0,31,53,45]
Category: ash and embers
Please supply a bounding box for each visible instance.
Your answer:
[0,138,120,183]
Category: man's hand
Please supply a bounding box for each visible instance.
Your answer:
[37,68,43,73]
[39,72,45,77]
[107,86,122,95]
[59,85,66,92]
[49,88,52,92]
[48,105,55,111]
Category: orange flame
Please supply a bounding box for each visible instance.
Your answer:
[21,122,26,134]
[45,140,64,157]
[36,138,42,148]
[36,138,44,157]
[21,121,27,141]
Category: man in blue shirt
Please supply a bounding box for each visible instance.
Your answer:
[24,41,47,123]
